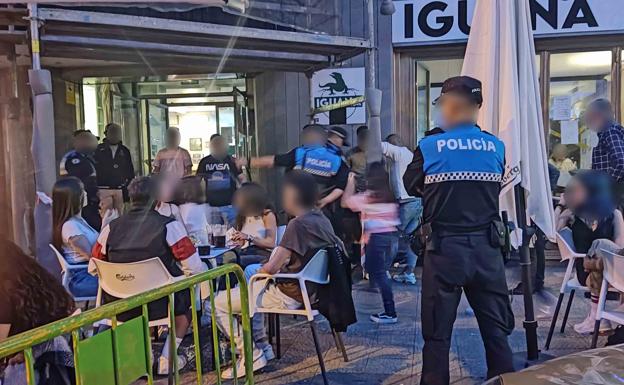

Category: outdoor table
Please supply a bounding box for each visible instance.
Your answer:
[198,246,237,269]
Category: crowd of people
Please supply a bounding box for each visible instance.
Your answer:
[3,76,624,385]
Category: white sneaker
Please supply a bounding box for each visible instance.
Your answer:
[262,345,275,361]
[392,272,417,285]
[157,355,188,375]
[221,349,267,380]
[574,317,612,335]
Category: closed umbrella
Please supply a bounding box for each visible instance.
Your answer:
[461,0,556,361]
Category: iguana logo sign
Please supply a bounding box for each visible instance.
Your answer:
[312,68,365,124]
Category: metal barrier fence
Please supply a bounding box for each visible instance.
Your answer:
[0,264,254,385]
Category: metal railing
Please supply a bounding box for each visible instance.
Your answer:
[0,264,254,385]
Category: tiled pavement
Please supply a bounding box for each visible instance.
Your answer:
[155,261,604,385]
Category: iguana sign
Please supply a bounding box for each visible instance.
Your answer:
[312,68,365,125]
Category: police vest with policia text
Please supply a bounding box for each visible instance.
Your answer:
[294,145,342,177]
[419,125,505,185]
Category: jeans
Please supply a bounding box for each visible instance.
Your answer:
[365,232,399,316]
[214,282,301,355]
[397,199,423,271]
[68,270,98,298]
[244,263,263,282]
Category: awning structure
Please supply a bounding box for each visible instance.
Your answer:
[33,7,370,79]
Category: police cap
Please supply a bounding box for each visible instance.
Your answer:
[435,76,483,107]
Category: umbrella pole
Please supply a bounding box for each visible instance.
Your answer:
[514,184,539,361]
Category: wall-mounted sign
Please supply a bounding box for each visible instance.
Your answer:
[393,0,624,45]
[311,67,366,125]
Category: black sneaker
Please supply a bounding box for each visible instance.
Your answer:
[370,312,398,324]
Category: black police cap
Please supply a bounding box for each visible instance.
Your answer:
[434,76,483,107]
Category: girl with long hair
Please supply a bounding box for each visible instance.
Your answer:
[556,170,624,334]
[230,183,277,268]
[342,162,400,324]
[1,239,75,384]
[52,177,102,298]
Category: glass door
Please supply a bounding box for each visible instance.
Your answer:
[233,88,250,159]
[146,100,168,172]
[547,51,612,173]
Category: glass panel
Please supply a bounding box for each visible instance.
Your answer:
[112,95,142,174]
[147,101,168,168]
[416,58,464,141]
[548,51,612,178]
[218,106,236,156]
[169,105,218,172]
[416,63,430,143]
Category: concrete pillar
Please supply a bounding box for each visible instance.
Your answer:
[0,45,36,252]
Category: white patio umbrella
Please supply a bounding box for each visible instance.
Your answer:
[461,0,556,362]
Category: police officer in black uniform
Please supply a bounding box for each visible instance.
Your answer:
[60,130,101,230]
[403,76,514,385]
[239,124,349,235]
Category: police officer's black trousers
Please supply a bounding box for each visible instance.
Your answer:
[420,233,514,385]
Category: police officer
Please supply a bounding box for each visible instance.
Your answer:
[59,130,101,230]
[94,123,135,214]
[403,76,514,385]
[239,124,349,235]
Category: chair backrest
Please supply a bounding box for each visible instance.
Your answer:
[92,258,174,299]
[299,249,329,284]
[600,249,624,293]
[276,225,287,246]
[50,243,69,274]
[556,228,585,261]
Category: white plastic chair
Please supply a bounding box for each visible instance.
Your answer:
[545,229,618,350]
[545,228,590,350]
[92,257,185,327]
[49,244,97,304]
[248,249,347,385]
[275,225,287,246]
[591,249,624,348]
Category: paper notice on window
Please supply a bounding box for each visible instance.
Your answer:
[552,96,572,121]
[560,120,579,145]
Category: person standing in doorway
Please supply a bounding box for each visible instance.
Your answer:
[196,134,245,225]
[60,129,101,230]
[403,76,514,385]
[383,133,422,285]
[587,98,624,208]
[95,123,135,214]
[152,127,193,179]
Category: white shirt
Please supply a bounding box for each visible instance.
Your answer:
[109,144,119,158]
[62,216,99,264]
[179,203,209,244]
[381,142,416,201]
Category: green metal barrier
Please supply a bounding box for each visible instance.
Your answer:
[0,263,254,385]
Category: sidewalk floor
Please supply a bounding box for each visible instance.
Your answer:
[157,261,605,385]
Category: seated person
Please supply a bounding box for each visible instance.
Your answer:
[555,170,624,334]
[214,171,344,379]
[154,174,183,223]
[52,177,102,298]
[92,176,207,375]
[0,239,75,383]
[174,176,209,245]
[230,183,277,268]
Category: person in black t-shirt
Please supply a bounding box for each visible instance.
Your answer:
[196,134,245,225]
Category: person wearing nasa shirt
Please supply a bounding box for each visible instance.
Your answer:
[403,76,514,385]
[196,134,245,225]
[59,130,101,230]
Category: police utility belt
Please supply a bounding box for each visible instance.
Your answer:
[420,221,507,252]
